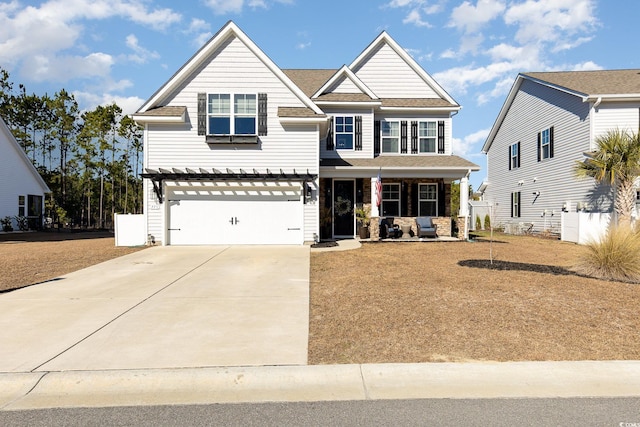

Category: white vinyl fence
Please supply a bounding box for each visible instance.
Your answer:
[114,213,146,246]
[561,212,611,244]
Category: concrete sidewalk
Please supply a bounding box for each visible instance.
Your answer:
[2,361,640,410]
[0,246,309,372]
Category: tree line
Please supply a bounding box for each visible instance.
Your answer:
[0,68,143,229]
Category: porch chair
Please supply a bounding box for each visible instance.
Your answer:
[379,217,402,239]
[415,216,437,238]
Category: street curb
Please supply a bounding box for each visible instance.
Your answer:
[2,361,640,410]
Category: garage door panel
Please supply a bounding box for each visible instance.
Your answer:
[168,190,303,245]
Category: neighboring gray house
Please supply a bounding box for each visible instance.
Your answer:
[0,116,50,230]
[481,70,640,234]
[133,21,478,245]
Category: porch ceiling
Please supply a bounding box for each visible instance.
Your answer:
[320,156,479,179]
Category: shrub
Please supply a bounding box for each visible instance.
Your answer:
[475,215,481,230]
[484,214,491,230]
[576,225,640,283]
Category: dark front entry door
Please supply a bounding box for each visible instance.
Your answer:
[333,180,354,236]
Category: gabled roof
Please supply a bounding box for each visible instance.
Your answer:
[136,21,323,116]
[0,116,50,193]
[482,69,640,153]
[349,31,460,108]
[282,69,337,98]
[311,65,378,101]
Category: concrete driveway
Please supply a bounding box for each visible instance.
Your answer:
[0,246,309,373]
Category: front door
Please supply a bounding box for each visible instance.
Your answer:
[333,180,354,237]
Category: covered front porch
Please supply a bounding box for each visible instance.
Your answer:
[318,157,477,241]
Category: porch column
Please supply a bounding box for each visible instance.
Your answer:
[458,173,470,240]
[370,176,380,217]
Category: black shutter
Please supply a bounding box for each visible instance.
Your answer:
[400,121,408,154]
[517,142,521,168]
[197,93,206,136]
[438,181,445,217]
[437,120,445,153]
[258,93,267,136]
[517,191,521,217]
[355,116,362,151]
[537,132,541,162]
[511,193,514,217]
[326,116,334,150]
[401,181,408,216]
[411,182,418,216]
[374,120,381,155]
[549,126,554,158]
[411,121,418,154]
[508,145,512,170]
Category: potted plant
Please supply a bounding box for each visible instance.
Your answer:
[1,216,13,232]
[355,205,371,239]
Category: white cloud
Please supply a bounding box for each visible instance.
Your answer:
[403,9,432,27]
[73,90,144,115]
[0,0,181,83]
[452,128,490,157]
[504,0,598,49]
[449,0,506,33]
[296,42,311,50]
[125,34,160,64]
[203,0,293,15]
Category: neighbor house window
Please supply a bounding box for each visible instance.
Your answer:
[381,183,400,216]
[418,184,437,216]
[538,126,554,161]
[510,142,520,169]
[419,122,437,153]
[511,191,521,218]
[18,195,25,216]
[381,121,399,153]
[334,116,354,149]
[208,93,256,135]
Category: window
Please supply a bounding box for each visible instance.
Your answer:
[418,184,437,216]
[381,121,399,153]
[511,191,521,218]
[538,126,554,161]
[18,195,25,216]
[381,183,400,216]
[207,93,256,135]
[335,116,354,149]
[510,142,520,169]
[419,122,437,153]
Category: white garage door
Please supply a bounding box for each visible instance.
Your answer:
[167,187,303,245]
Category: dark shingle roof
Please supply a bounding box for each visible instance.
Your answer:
[381,98,458,108]
[278,107,326,118]
[283,69,337,97]
[135,106,186,117]
[523,70,640,96]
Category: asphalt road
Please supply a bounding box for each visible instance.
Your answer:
[2,398,640,426]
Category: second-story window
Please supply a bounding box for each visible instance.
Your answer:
[510,142,520,169]
[381,121,399,153]
[335,116,354,149]
[538,126,554,161]
[208,93,256,135]
[419,121,437,153]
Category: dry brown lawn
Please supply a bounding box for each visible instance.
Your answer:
[0,231,145,292]
[309,233,640,364]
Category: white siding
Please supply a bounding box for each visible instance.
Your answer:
[328,76,360,94]
[352,43,438,99]
[143,35,319,244]
[592,102,640,145]
[484,79,611,234]
[0,125,48,226]
[320,108,374,159]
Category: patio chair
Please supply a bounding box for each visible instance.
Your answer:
[379,217,402,239]
[415,216,437,238]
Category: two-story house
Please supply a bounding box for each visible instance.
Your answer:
[481,70,640,235]
[133,21,478,245]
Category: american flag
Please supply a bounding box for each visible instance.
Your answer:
[375,169,382,207]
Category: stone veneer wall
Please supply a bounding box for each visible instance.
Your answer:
[370,216,452,240]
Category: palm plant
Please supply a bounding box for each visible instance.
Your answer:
[575,129,640,229]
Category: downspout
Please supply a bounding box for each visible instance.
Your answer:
[593,96,602,110]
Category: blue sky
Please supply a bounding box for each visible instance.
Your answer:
[1,0,638,190]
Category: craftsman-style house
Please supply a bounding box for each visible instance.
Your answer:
[133,21,478,245]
